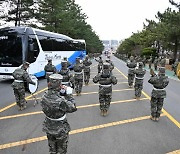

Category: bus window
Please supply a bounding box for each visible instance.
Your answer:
[0,33,22,67]
[26,35,40,63]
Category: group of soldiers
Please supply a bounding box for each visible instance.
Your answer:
[11,53,172,154]
[126,55,169,122]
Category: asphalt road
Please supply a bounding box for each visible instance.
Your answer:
[0,55,179,154]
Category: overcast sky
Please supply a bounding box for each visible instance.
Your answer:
[75,0,175,41]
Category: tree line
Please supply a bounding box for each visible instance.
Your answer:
[0,0,104,54]
[117,0,180,62]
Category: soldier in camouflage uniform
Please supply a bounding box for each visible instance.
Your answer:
[148,67,169,121]
[44,59,57,83]
[148,56,152,69]
[105,57,114,74]
[93,63,117,116]
[127,56,137,88]
[134,62,146,99]
[159,55,166,68]
[41,74,77,154]
[83,55,92,85]
[142,55,146,67]
[95,56,103,73]
[73,57,84,95]
[12,62,35,111]
[153,57,159,71]
[172,59,179,76]
[59,61,74,89]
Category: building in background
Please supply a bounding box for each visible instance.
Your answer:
[102,40,119,54]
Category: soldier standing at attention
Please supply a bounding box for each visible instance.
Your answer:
[93,63,117,116]
[41,74,77,154]
[73,57,84,95]
[59,61,74,88]
[127,56,137,88]
[134,62,146,100]
[148,67,169,121]
[12,62,35,111]
[44,59,57,83]
[83,55,92,85]
[95,56,103,73]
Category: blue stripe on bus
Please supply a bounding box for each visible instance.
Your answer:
[34,51,86,77]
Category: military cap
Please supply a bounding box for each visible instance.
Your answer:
[158,67,165,75]
[23,62,30,66]
[48,59,52,62]
[138,62,143,67]
[103,62,110,69]
[63,57,67,60]
[130,56,134,60]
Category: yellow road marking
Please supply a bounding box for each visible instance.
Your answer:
[77,88,133,95]
[82,81,128,87]
[115,67,180,128]
[0,88,48,113]
[0,98,148,120]
[0,114,165,150]
[167,149,180,154]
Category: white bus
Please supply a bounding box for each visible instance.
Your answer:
[0,26,86,79]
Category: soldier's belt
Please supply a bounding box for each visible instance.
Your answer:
[99,84,112,87]
[46,114,66,121]
[74,71,83,74]
[46,72,54,75]
[135,76,144,79]
[153,87,165,91]
[14,80,23,82]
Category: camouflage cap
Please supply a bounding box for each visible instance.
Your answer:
[103,62,110,69]
[48,74,63,90]
[138,62,143,67]
[130,56,134,61]
[158,67,165,75]
[63,57,67,60]
[23,62,30,66]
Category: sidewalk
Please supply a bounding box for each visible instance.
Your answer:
[144,64,179,81]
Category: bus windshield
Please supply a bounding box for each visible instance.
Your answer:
[0,31,22,67]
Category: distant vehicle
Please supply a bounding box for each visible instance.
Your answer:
[0,26,86,79]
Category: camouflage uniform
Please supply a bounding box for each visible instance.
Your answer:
[41,74,77,154]
[127,56,137,87]
[93,63,117,116]
[142,56,146,67]
[95,56,103,73]
[148,56,152,69]
[105,58,114,74]
[134,62,146,99]
[73,58,84,95]
[159,56,166,68]
[44,60,56,82]
[148,68,169,121]
[172,60,179,76]
[59,62,74,88]
[83,55,92,85]
[153,57,159,71]
[11,62,35,110]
